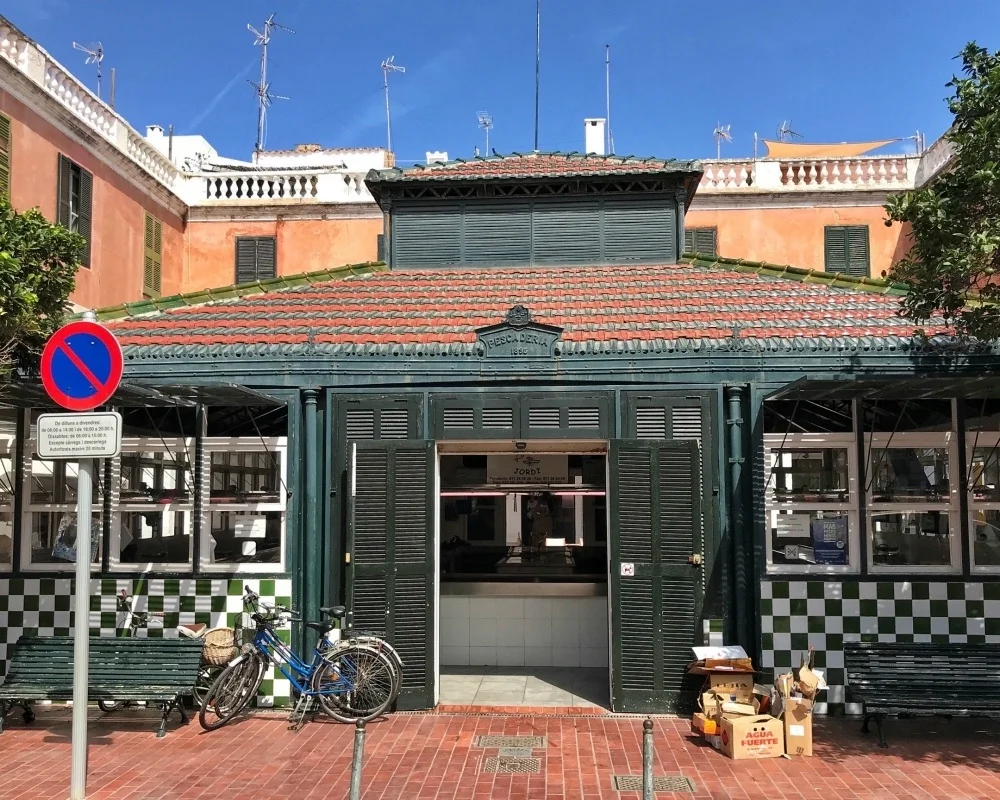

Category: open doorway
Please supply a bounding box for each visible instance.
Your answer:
[436,442,610,708]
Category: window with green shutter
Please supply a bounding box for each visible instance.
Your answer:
[235,236,277,283]
[143,213,163,297]
[824,225,870,277]
[57,154,93,267]
[0,113,10,201]
[683,227,717,255]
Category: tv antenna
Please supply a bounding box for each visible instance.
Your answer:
[713,123,732,159]
[605,44,615,154]
[381,56,406,153]
[776,119,802,142]
[72,41,104,99]
[248,14,294,154]
[477,112,494,154]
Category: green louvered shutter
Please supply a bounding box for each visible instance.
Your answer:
[532,199,601,264]
[610,439,703,713]
[78,167,92,267]
[0,114,10,200]
[603,197,676,264]
[255,236,276,279]
[824,226,849,274]
[348,441,435,709]
[392,203,462,268]
[683,227,717,256]
[846,225,870,278]
[235,236,276,283]
[464,201,531,265]
[143,213,162,296]
[57,154,72,229]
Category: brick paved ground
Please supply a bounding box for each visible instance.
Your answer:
[2,707,999,799]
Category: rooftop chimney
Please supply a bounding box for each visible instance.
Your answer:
[426,150,449,164]
[146,125,164,140]
[584,118,606,156]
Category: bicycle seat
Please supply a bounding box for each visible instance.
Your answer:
[306,621,335,634]
[320,606,347,619]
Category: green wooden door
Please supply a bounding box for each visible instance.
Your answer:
[347,440,435,709]
[609,439,703,713]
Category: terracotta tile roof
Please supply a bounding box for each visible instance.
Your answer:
[105,256,945,356]
[369,151,701,182]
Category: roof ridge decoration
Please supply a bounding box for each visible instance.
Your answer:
[475,305,564,358]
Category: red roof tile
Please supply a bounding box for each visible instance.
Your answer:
[108,260,942,354]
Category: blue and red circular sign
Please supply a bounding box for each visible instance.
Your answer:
[40,321,123,412]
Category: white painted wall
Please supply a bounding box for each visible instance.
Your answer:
[440,595,608,668]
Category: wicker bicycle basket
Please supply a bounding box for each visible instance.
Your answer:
[201,627,239,665]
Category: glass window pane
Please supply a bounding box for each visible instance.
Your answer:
[861,399,952,432]
[970,447,1000,503]
[207,510,281,564]
[119,511,191,564]
[973,510,1000,567]
[29,512,101,565]
[120,450,192,503]
[870,448,950,502]
[871,511,951,566]
[0,454,14,496]
[769,510,850,566]
[29,458,102,505]
[210,451,281,502]
[0,506,11,567]
[770,448,849,502]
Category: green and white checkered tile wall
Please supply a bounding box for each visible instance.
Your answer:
[0,577,294,707]
[761,580,1000,715]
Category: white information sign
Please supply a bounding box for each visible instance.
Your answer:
[37,412,122,459]
[620,562,635,577]
[486,454,568,485]
[234,516,268,539]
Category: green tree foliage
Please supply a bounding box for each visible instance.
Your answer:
[0,197,82,376]
[885,43,1000,340]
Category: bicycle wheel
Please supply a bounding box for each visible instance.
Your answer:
[198,653,264,731]
[193,664,225,709]
[312,644,396,723]
[320,636,402,703]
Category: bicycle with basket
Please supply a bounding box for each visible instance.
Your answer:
[198,587,403,731]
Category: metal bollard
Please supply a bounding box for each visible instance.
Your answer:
[349,719,366,800]
[642,717,654,800]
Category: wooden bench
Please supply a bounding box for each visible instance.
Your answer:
[845,641,1000,747]
[0,636,204,738]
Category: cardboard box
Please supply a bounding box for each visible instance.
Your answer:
[720,700,756,716]
[782,697,813,756]
[797,665,828,700]
[709,673,754,698]
[691,712,717,736]
[719,715,785,760]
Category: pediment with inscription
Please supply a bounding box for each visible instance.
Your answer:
[475,306,563,357]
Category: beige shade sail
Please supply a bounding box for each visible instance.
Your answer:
[762,139,899,159]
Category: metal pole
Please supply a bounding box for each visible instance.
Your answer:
[384,70,392,153]
[70,458,94,800]
[642,718,653,800]
[349,719,366,800]
[605,44,611,154]
[533,0,540,151]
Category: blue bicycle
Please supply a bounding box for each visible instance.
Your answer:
[198,589,398,730]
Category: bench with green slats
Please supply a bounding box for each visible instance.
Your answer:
[0,636,205,737]
[845,641,1000,748]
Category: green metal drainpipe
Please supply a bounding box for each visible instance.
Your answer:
[726,386,751,650]
[303,389,321,643]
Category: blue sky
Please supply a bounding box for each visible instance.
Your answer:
[6,0,999,164]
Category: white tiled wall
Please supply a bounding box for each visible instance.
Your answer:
[440,595,609,668]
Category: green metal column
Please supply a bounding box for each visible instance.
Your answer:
[303,389,322,634]
[726,385,751,650]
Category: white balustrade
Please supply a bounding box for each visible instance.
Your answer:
[699,160,754,190]
[698,156,919,194]
[186,170,373,205]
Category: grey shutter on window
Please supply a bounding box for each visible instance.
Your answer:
[532,200,601,264]
[348,442,435,709]
[683,227,717,256]
[392,204,462,268]
[255,236,276,279]
[235,237,276,284]
[0,114,10,200]
[603,197,676,264]
[846,225,870,278]
[78,167,92,267]
[57,154,72,229]
[464,202,531,266]
[343,400,420,444]
[824,226,848,274]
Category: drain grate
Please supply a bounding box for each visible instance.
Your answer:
[474,735,546,749]
[483,757,542,774]
[612,775,696,792]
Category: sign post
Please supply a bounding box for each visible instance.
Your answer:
[39,313,123,800]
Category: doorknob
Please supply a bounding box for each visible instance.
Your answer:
[688,553,702,566]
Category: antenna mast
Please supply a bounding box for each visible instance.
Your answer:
[605,44,615,154]
[713,123,732,159]
[72,41,104,99]
[477,111,494,154]
[381,56,406,153]
[776,119,802,143]
[534,0,541,151]
[248,14,293,155]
